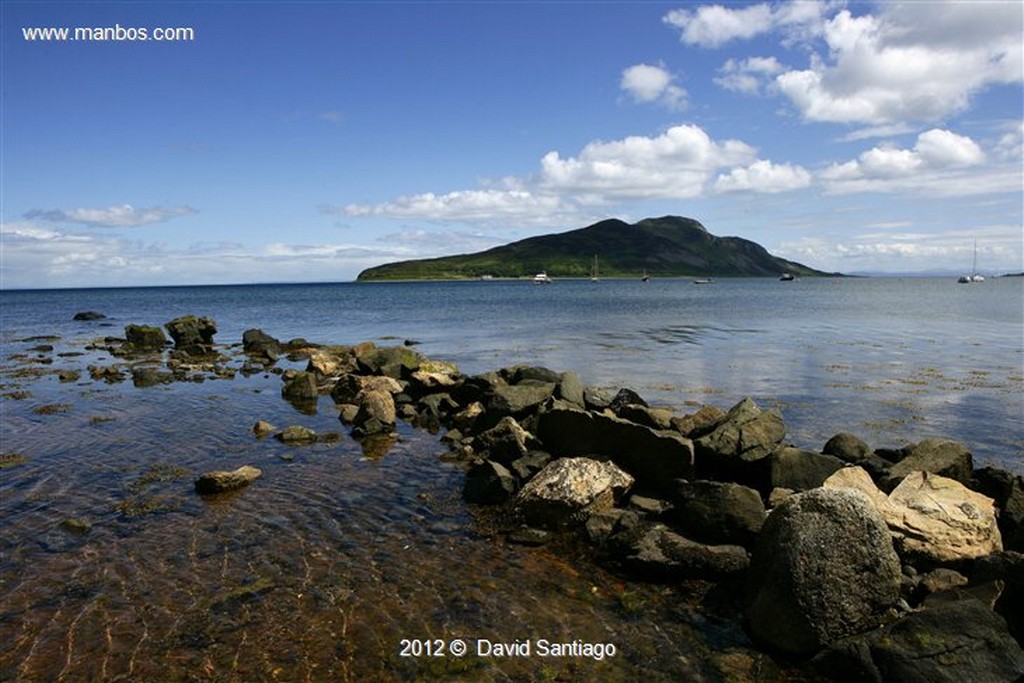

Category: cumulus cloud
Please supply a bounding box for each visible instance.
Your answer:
[620,63,687,109]
[820,128,1007,195]
[24,204,197,228]
[714,159,812,193]
[714,56,785,95]
[537,124,758,200]
[343,123,811,224]
[663,1,832,48]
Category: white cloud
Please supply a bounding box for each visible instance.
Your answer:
[537,124,756,200]
[714,159,812,193]
[674,2,1022,126]
[778,5,1021,124]
[663,1,832,48]
[344,123,806,223]
[821,128,994,193]
[821,134,1017,196]
[344,189,569,224]
[715,56,784,95]
[620,62,687,109]
[0,219,405,288]
[663,3,775,48]
[24,204,197,227]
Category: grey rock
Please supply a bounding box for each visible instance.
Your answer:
[555,371,586,408]
[615,523,750,581]
[472,416,538,465]
[487,382,555,418]
[275,425,317,443]
[124,324,167,351]
[281,370,318,400]
[195,465,262,494]
[823,432,873,463]
[746,488,902,655]
[669,480,766,548]
[811,599,1024,683]
[463,460,517,504]
[514,457,633,528]
[536,407,694,494]
[694,397,786,480]
[886,438,973,488]
[73,311,106,321]
[769,446,845,492]
[164,315,217,355]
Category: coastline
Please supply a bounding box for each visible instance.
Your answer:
[2,310,1022,681]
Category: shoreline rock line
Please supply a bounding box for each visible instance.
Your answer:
[25,313,1024,680]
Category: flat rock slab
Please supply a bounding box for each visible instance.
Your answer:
[195,465,262,495]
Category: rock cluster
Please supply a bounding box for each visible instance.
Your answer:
[41,313,1024,680]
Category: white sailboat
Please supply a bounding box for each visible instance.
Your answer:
[590,255,600,282]
[957,242,984,283]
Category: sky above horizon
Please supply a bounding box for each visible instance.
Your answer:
[2,1,1022,288]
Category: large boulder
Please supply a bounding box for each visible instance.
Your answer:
[885,438,973,489]
[165,315,217,355]
[514,457,633,528]
[124,324,167,351]
[613,522,750,581]
[746,488,902,655]
[811,599,1024,683]
[668,480,766,548]
[353,389,396,436]
[536,408,694,494]
[825,467,1003,567]
[694,397,785,482]
[555,371,585,408]
[887,472,1002,566]
[195,465,262,494]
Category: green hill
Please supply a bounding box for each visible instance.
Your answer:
[356,216,835,280]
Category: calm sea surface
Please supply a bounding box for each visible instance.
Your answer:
[1,277,1021,681]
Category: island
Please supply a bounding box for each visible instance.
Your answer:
[356,215,838,280]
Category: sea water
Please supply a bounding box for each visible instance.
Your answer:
[1,276,1021,680]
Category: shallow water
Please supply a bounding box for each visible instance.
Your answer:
[1,277,1021,680]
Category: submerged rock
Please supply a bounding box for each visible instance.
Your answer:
[614,522,750,581]
[194,465,262,494]
[73,311,106,321]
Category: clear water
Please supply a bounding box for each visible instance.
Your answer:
[1,276,1021,680]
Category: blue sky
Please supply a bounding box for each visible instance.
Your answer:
[2,1,1021,288]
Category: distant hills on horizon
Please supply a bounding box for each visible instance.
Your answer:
[356,215,840,281]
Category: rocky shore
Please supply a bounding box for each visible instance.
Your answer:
[8,311,1024,681]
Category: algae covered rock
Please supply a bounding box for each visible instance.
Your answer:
[194,465,262,494]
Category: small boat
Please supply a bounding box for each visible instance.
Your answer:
[779,272,796,281]
[957,241,985,283]
[532,271,552,284]
[591,255,599,282]
[693,278,715,285]
[641,269,650,282]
